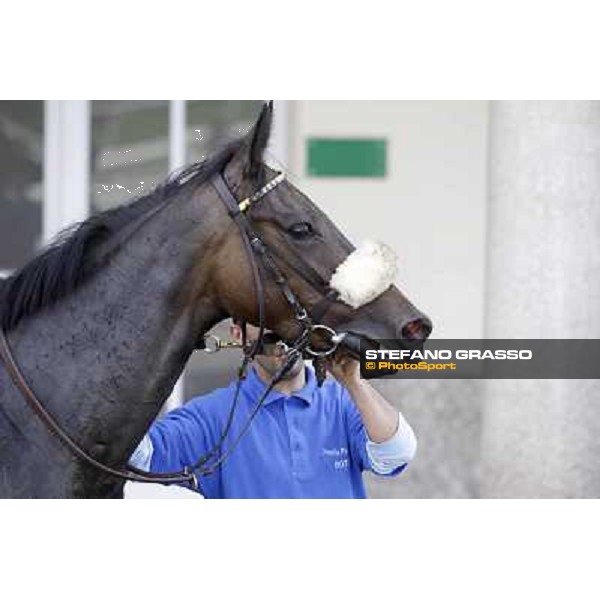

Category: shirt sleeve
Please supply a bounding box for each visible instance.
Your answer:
[366,412,417,475]
[144,397,221,496]
[341,386,412,478]
[129,434,153,471]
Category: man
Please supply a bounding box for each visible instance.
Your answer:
[130,321,417,498]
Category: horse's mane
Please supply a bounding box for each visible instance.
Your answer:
[0,138,244,332]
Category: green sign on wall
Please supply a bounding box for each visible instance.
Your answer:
[307,138,387,178]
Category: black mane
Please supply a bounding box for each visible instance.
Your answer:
[0,138,244,332]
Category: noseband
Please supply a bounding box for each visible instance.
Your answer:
[0,169,345,491]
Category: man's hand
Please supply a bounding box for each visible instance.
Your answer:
[326,352,399,443]
[325,352,361,389]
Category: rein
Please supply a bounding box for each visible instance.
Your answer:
[0,169,345,491]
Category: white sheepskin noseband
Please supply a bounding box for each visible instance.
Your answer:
[329,240,398,309]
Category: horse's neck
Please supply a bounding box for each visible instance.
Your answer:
[2,188,223,493]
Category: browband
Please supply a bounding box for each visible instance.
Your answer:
[239,172,286,212]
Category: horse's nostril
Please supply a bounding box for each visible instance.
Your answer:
[402,319,432,341]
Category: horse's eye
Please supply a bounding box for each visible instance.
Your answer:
[287,222,314,239]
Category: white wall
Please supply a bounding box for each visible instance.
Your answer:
[288,101,489,339]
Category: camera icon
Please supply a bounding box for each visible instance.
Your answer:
[365,362,376,370]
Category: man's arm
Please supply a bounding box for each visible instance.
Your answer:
[343,375,399,442]
[327,355,417,475]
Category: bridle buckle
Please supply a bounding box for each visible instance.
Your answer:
[296,307,309,321]
[184,467,199,491]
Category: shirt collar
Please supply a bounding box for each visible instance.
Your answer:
[243,364,318,406]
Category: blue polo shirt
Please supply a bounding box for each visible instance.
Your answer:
[147,366,404,498]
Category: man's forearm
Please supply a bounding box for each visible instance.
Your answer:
[345,379,399,443]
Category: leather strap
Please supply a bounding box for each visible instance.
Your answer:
[309,288,340,322]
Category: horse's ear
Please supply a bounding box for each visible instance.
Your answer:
[226,101,273,183]
[246,101,273,177]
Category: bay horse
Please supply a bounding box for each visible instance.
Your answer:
[0,103,431,498]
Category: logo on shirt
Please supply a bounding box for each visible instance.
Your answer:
[322,446,349,471]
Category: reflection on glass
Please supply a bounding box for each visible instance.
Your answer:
[0,101,43,271]
[184,101,262,400]
[91,101,169,213]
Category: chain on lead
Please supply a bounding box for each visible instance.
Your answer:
[202,334,243,353]
[203,324,345,359]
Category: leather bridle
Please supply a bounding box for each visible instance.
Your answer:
[0,169,345,491]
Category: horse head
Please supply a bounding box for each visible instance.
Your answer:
[203,102,432,363]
